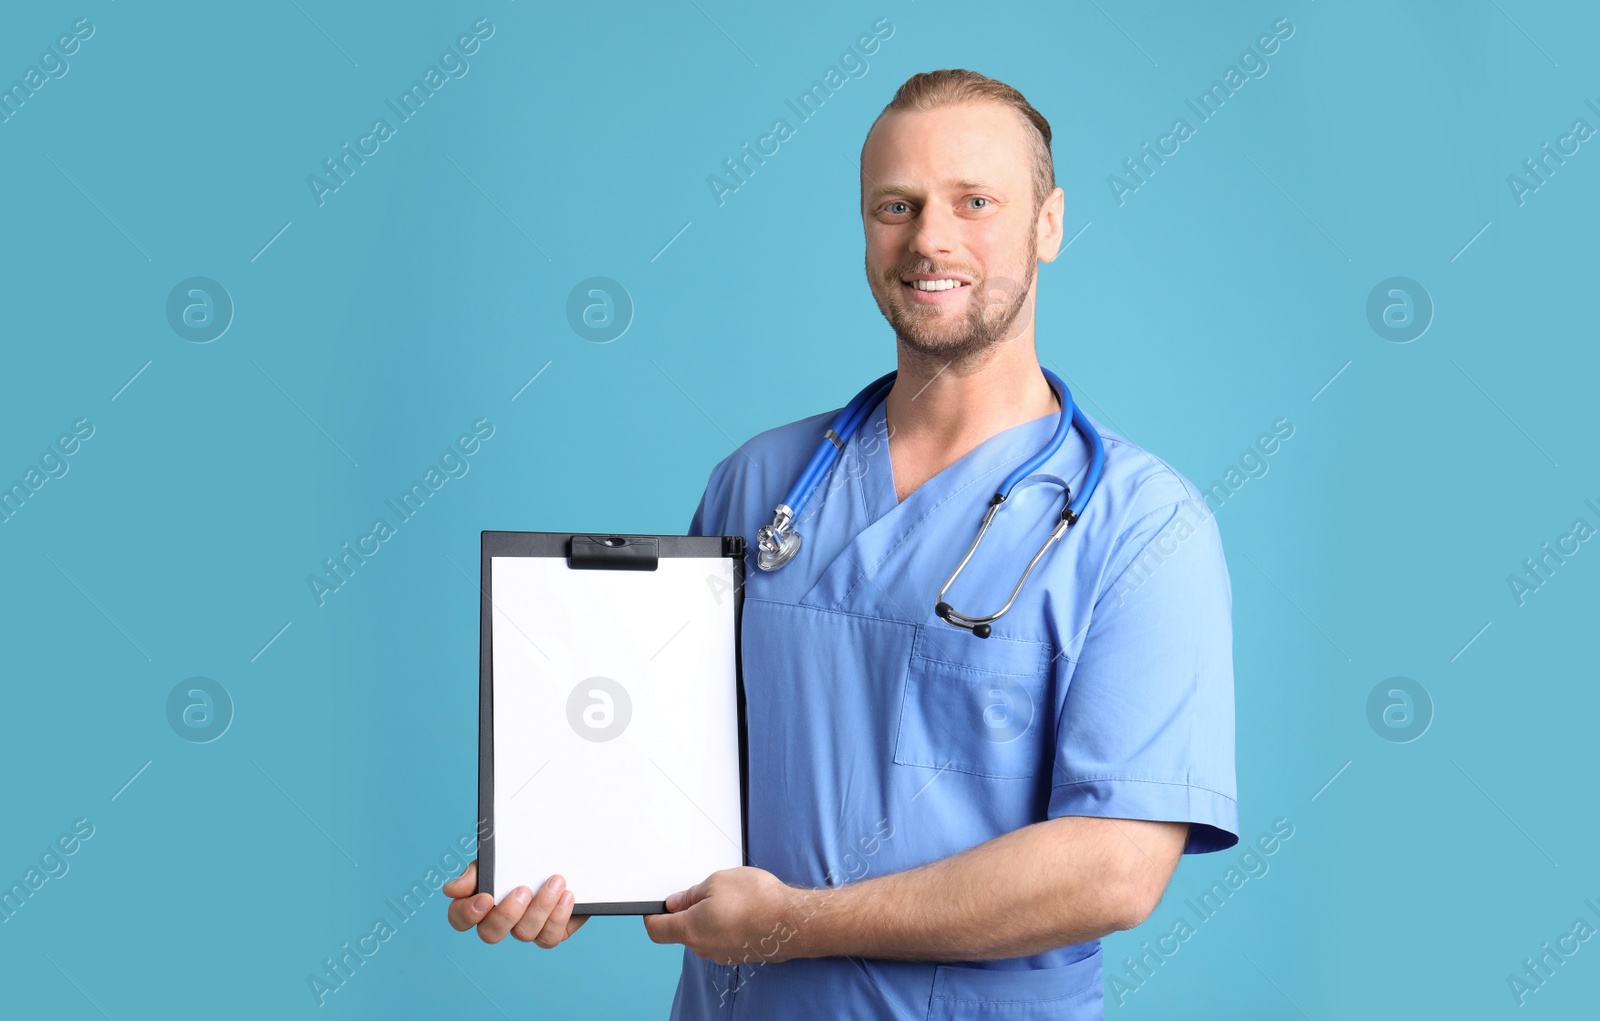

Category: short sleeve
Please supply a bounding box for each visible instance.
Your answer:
[1048,497,1238,854]
[687,456,732,538]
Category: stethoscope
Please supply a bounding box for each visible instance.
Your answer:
[755,367,1106,637]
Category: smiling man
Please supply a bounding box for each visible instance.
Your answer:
[445,68,1238,1019]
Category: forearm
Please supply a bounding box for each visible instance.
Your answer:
[791,816,1158,962]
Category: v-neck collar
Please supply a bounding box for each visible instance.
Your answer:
[793,396,1068,615]
[859,393,1064,523]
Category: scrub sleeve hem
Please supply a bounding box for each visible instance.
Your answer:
[1047,776,1240,854]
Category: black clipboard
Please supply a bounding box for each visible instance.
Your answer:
[477,531,748,915]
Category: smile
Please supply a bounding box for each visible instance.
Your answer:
[900,277,973,304]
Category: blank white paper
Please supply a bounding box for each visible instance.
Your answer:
[488,554,743,905]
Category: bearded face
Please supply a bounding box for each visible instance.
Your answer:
[867,223,1039,365]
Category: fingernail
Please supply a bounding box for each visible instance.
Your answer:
[512,887,532,905]
[547,875,566,895]
[473,894,491,912]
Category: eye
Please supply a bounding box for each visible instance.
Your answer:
[967,197,990,210]
[882,200,912,216]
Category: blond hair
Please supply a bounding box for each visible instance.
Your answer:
[865,69,1055,209]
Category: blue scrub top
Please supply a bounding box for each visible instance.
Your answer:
[671,390,1238,1020]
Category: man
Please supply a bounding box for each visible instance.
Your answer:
[446,68,1237,1018]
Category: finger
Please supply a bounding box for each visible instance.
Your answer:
[447,891,495,932]
[509,876,566,943]
[441,860,478,898]
[643,910,686,946]
[476,886,534,944]
[534,890,577,948]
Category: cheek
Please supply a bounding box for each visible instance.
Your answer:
[974,225,1027,275]
[865,253,908,297]
[865,229,907,269]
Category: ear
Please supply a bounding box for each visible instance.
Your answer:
[1035,186,1067,264]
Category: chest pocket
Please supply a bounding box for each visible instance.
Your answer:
[892,624,1054,779]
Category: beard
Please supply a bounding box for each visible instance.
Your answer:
[867,234,1038,365]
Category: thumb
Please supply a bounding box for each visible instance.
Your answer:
[643,910,687,946]
[664,879,708,913]
[441,860,477,897]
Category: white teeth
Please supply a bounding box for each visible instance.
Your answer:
[909,278,963,291]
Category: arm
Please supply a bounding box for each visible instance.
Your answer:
[796,815,1187,960]
[644,815,1187,965]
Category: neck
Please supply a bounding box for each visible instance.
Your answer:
[884,336,1058,451]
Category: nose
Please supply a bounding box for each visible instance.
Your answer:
[909,202,958,260]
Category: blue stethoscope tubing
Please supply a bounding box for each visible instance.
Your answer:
[784,369,897,512]
[754,366,1107,637]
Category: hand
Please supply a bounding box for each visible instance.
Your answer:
[443,860,589,947]
[642,867,807,966]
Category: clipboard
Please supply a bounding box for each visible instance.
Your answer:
[477,531,748,915]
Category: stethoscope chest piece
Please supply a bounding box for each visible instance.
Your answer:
[755,505,802,571]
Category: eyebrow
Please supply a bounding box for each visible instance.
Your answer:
[865,178,999,201]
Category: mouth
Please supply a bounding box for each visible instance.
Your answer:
[899,275,973,305]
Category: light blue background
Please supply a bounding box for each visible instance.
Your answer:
[1,0,1595,1017]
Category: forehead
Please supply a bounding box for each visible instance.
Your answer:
[861,101,1033,198]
